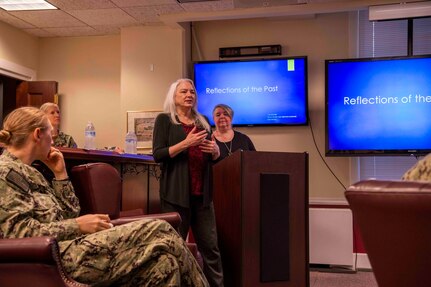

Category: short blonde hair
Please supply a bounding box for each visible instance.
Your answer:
[40,102,59,113]
[212,104,234,119]
[0,107,48,148]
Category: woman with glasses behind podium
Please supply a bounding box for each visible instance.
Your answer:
[212,104,256,161]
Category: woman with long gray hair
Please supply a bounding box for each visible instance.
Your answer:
[153,78,224,287]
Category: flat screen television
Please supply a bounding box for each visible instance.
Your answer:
[193,56,308,126]
[326,54,431,156]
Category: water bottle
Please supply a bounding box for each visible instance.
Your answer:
[84,121,96,150]
[124,131,137,154]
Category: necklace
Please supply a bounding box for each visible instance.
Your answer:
[223,140,233,156]
[216,130,234,156]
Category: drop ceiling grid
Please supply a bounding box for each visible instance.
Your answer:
[0,0,425,37]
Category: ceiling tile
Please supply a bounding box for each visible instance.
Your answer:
[124,4,185,23]
[23,28,56,37]
[47,0,116,10]
[145,4,185,15]
[233,0,299,8]
[68,8,139,26]
[111,0,178,7]
[140,21,165,26]
[181,0,233,11]
[43,26,103,37]
[9,10,86,28]
[92,25,122,34]
[125,9,160,23]
[0,10,35,29]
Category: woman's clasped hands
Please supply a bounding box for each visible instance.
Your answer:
[184,126,220,159]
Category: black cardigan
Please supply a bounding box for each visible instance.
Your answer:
[152,113,213,208]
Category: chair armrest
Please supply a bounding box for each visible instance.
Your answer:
[111,212,181,229]
[0,237,91,287]
[0,237,57,264]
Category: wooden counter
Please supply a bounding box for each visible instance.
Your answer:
[58,147,155,164]
[58,147,161,214]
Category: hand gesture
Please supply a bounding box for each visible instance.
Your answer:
[185,126,208,147]
[200,134,220,159]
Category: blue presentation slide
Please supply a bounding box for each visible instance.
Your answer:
[194,58,307,126]
[327,56,431,152]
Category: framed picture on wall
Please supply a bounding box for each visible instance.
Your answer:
[127,110,162,152]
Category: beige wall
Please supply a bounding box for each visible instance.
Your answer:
[0,21,39,74]
[38,35,122,148]
[120,25,185,132]
[192,13,352,199]
[36,26,186,148]
[0,12,355,199]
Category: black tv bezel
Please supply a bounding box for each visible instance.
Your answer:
[325,54,431,157]
[192,56,309,127]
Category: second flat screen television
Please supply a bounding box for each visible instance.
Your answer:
[326,54,431,156]
[193,56,308,126]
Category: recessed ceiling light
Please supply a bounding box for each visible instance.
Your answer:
[0,0,57,11]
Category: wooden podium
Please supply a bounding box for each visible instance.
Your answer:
[213,151,309,287]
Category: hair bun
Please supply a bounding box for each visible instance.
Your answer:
[0,130,12,144]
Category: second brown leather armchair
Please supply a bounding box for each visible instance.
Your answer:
[345,179,431,287]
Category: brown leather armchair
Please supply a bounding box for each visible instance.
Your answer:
[70,162,181,226]
[345,179,431,287]
[0,237,90,287]
[70,162,202,266]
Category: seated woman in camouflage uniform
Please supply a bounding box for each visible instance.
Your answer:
[40,102,77,148]
[0,106,209,287]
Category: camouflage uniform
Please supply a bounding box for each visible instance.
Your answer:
[0,150,208,287]
[54,130,77,148]
[402,153,431,181]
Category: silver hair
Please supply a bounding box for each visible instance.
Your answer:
[163,78,210,131]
